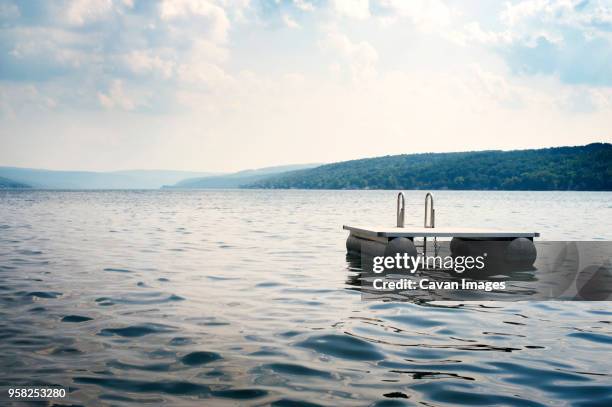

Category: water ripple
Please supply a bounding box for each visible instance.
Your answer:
[100,323,176,338]
[0,190,610,405]
[297,333,386,361]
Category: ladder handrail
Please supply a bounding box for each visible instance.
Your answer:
[396,192,405,228]
[424,193,435,228]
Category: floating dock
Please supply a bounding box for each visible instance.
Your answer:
[344,193,539,267]
[343,225,540,240]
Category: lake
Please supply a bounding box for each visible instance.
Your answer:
[0,190,611,405]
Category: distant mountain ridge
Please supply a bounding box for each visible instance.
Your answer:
[164,164,321,189]
[4,144,610,191]
[0,167,217,189]
[0,176,31,189]
[246,143,612,191]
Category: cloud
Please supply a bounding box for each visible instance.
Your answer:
[177,61,232,88]
[123,49,175,78]
[328,0,453,31]
[451,22,514,46]
[97,80,136,110]
[505,33,612,86]
[0,25,97,81]
[65,0,115,26]
[331,0,370,20]
[452,0,612,86]
[320,27,379,81]
[159,0,230,43]
[0,0,610,172]
[372,0,452,30]
[293,0,315,12]
[0,83,56,119]
[282,13,300,28]
[498,0,612,29]
[0,0,239,113]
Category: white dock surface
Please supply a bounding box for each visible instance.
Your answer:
[344,225,539,238]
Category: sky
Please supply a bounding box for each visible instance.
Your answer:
[0,0,611,172]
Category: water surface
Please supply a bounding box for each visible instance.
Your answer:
[0,190,610,405]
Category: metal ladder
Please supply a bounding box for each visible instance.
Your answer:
[395,192,438,255]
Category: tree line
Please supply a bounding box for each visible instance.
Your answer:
[246,143,612,191]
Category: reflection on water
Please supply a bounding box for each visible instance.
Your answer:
[0,190,611,405]
[351,241,612,302]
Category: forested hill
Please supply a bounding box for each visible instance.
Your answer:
[246,143,612,191]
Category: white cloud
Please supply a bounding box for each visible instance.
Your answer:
[468,65,538,109]
[6,26,97,75]
[0,84,56,119]
[217,0,251,22]
[327,0,454,33]
[332,0,370,20]
[177,62,232,88]
[293,0,315,12]
[498,0,609,28]
[190,39,229,63]
[448,0,612,51]
[65,0,115,26]
[159,0,230,43]
[1,0,610,171]
[501,0,612,38]
[175,38,232,89]
[320,28,379,81]
[98,80,136,110]
[282,14,300,29]
[123,50,175,78]
[502,0,549,26]
[588,86,612,110]
[375,0,452,30]
[451,22,514,46]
